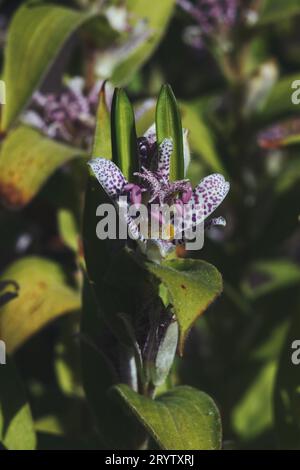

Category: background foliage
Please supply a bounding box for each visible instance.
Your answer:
[1,0,300,450]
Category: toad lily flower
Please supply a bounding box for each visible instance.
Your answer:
[88,128,229,261]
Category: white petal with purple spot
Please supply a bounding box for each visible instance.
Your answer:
[88,158,128,198]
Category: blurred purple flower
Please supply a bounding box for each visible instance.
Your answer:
[23,78,111,150]
[258,118,300,150]
[178,0,239,43]
[178,0,239,34]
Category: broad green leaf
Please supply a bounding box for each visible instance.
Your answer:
[232,361,277,441]
[181,102,224,174]
[156,85,184,181]
[110,0,175,85]
[242,260,300,300]
[111,88,139,179]
[0,257,80,353]
[0,125,86,209]
[2,4,89,130]
[0,358,36,450]
[147,259,222,355]
[92,82,112,158]
[259,0,300,25]
[113,385,222,450]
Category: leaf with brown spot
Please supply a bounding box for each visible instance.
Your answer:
[0,125,86,209]
[0,257,80,353]
[147,259,222,355]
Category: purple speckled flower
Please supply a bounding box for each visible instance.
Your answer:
[88,125,229,260]
[258,118,300,149]
[178,0,240,47]
[23,78,111,150]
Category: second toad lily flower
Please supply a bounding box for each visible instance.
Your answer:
[88,127,230,261]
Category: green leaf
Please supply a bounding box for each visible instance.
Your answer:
[147,259,222,355]
[0,256,80,353]
[2,3,89,130]
[156,85,184,181]
[232,361,277,441]
[113,385,222,450]
[242,260,300,300]
[0,125,86,209]
[274,310,300,449]
[150,319,178,387]
[259,73,300,122]
[111,88,139,179]
[92,82,112,158]
[259,0,300,25]
[276,159,300,193]
[110,0,175,86]
[0,358,36,450]
[181,102,224,174]
[57,209,79,253]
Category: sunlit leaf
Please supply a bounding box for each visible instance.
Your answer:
[0,358,36,450]
[156,84,184,181]
[0,125,86,209]
[2,3,89,130]
[113,384,222,450]
[0,257,80,353]
[232,361,277,441]
[181,102,224,174]
[92,82,112,159]
[259,0,300,25]
[110,0,175,86]
[111,88,139,179]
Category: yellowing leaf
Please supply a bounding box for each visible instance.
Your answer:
[0,126,85,209]
[0,257,80,353]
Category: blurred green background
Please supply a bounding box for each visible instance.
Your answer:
[1,0,300,450]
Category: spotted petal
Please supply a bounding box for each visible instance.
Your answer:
[173,173,229,238]
[88,157,128,198]
[157,138,173,183]
[191,173,230,222]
